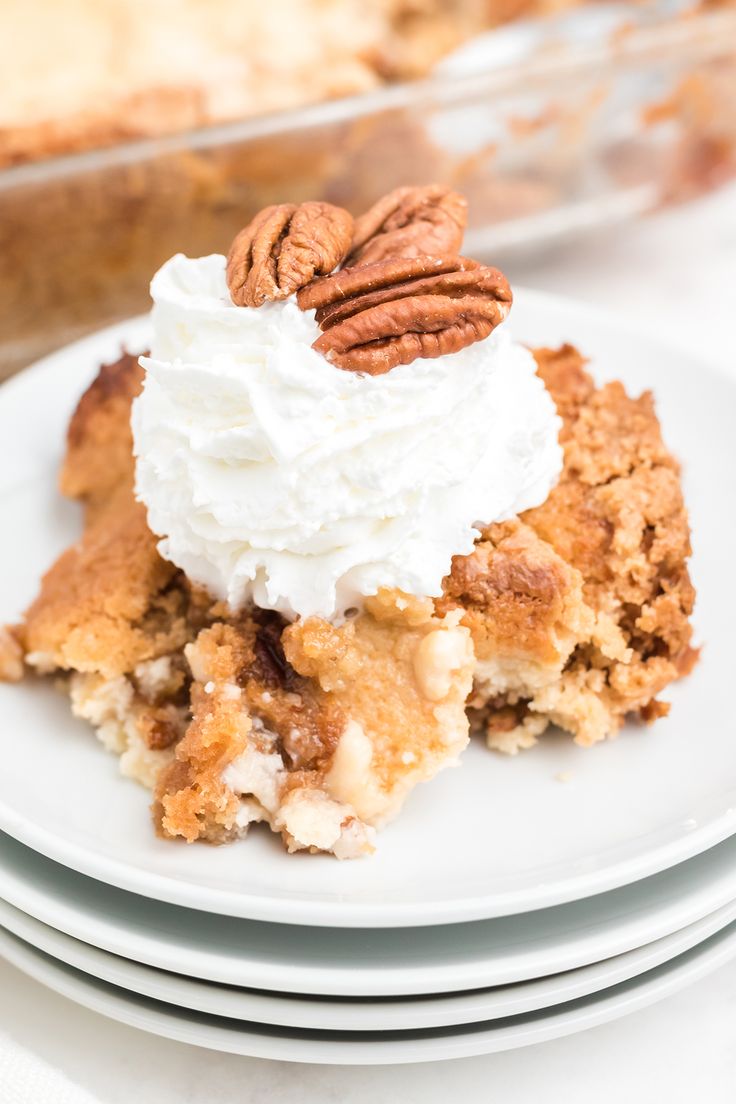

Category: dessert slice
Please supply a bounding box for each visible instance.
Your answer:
[16,353,474,857]
[3,187,696,858]
[7,339,697,855]
[443,345,697,752]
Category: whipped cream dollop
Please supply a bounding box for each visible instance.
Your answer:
[132,253,562,621]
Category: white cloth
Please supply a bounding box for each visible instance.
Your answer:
[0,1029,101,1104]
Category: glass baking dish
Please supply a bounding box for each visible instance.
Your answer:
[1,2,734,381]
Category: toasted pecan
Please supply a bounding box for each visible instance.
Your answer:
[226,201,353,308]
[298,254,478,318]
[299,254,512,375]
[346,185,467,267]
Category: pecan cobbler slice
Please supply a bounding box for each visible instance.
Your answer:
[2,185,696,857]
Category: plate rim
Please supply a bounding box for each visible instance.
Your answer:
[2,920,736,1064]
[4,830,736,996]
[2,892,736,1031]
[1,292,734,927]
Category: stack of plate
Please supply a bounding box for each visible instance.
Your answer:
[3,828,736,1064]
[1,290,735,1064]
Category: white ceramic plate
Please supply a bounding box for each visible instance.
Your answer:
[2,892,736,1032]
[3,921,736,1064]
[4,832,736,996]
[0,292,733,928]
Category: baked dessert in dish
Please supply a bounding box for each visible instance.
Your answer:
[3,185,697,857]
[1,0,588,168]
[4,2,734,393]
[3,0,731,169]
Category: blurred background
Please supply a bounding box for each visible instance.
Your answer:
[1,0,735,380]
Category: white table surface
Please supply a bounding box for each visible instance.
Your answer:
[2,185,735,1103]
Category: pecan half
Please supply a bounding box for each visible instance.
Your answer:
[226,202,353,308]
[299,255,512,375]
[346,185,467,268]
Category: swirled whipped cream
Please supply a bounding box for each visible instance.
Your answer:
[132,253,562,621]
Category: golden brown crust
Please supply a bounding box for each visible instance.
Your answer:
[155,623,253,844]
[60,351,143,514]
[20,491,185,678]
[439,519,590,669]
[451,344,697,749]
[20,350,212,678]
[529,346,694,633]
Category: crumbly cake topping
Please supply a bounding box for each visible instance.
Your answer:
[442,344,697,751]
